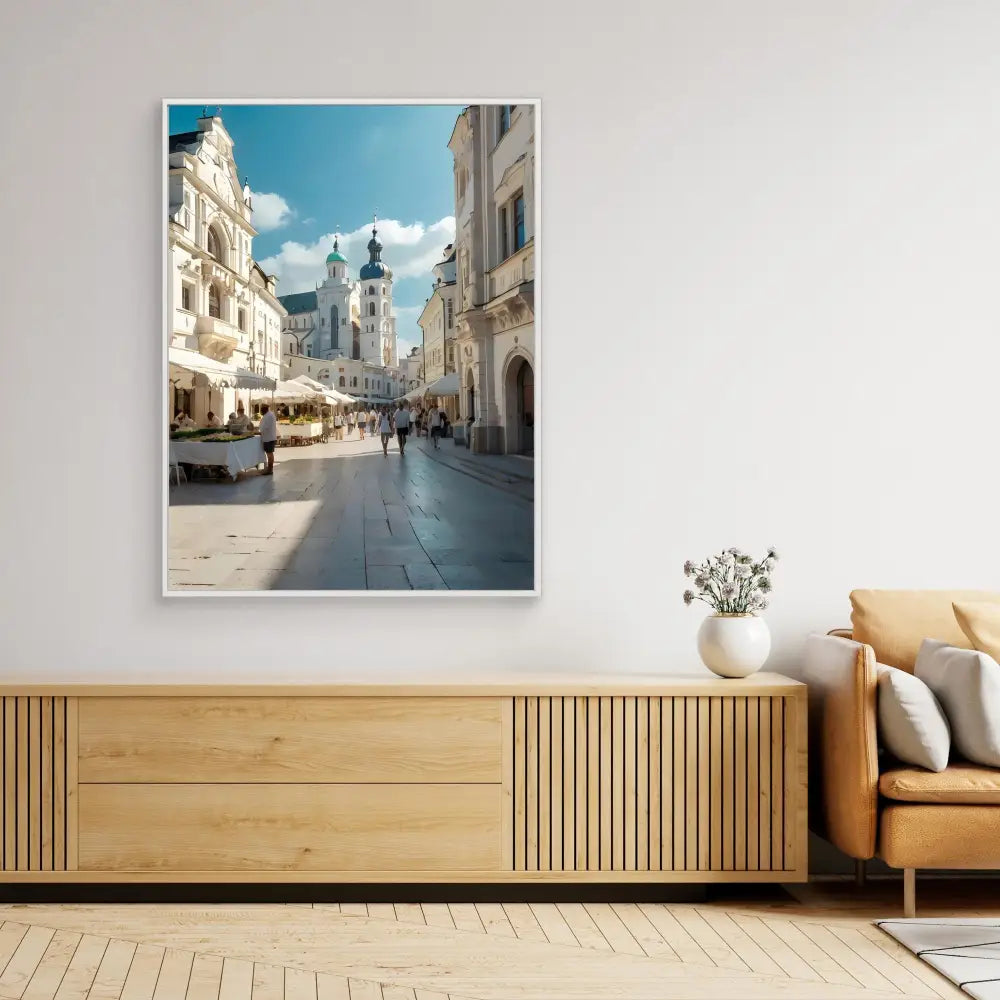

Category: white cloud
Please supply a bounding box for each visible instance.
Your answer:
[259,217,456,296]
[250,191,294,233]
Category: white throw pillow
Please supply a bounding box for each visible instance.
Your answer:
[915,639,1000,768]
[876,663,951,771]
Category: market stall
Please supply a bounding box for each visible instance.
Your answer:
[168,347,275,426]
[168,434,265,481]
[277,421,324,443]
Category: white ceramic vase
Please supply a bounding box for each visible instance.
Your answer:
[697,614,771,678]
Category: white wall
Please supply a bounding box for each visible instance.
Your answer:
[1,0,998,681]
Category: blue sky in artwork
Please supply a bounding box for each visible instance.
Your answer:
[168,103,464,354]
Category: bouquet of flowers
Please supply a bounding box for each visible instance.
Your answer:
[683,548,778,615]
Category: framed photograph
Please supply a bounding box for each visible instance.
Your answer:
[163,100,539,595]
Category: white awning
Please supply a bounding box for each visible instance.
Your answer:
[397,383,427,402]
[398,372,459,401]
[426,372,460,396]
[168,347,275,390]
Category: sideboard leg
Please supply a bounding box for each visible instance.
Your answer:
[903,868,916,918]
[854,859,867,887]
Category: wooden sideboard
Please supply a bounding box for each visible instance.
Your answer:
[0,674,806,883]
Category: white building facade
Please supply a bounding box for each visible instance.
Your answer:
[279,223,404,406]
[403,346,424,391]
[167,112,285,423]
[418,246,458,385]
[448,104,536,454]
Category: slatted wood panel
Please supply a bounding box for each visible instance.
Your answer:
[510,695,800,873]
[2,696,74,871]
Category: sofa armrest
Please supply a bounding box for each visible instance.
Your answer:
[827,628,853,639]
[803,633,879,860]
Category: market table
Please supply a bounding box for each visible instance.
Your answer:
[277,422,324,443]
[169,436,265,481]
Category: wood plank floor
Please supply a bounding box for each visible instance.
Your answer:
[0,880,995,999]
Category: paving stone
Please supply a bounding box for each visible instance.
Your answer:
[168,435,533,592]
[366,565,411,590]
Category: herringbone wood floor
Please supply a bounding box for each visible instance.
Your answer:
[0,881,995,999]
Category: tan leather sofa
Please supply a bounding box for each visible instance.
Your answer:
[799,590,1000,916]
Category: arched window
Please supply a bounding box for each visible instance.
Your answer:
[330,305,339,352]
[208,284,221,319]
[206,226,222,262]
[368,285,375,295]
[382,302,388,316]
[364,378,369,389]
[368,302,375,316]
[351,376,358,387]
[381,285,386,295]
[339,376,345,388]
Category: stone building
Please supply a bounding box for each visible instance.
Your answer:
[167,111,285,422]
[417,245,458,385]
[448,104,535,454]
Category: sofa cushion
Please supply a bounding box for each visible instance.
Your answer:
[876,664,950,771]
[915,639,1000,767]
[880,764,1000,804]
[850,590,1000,671]
[954,600,1000,661]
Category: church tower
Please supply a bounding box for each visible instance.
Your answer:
[316,234,353,357]
[359,217,398,367]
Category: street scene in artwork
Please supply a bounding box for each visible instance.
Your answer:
[169,432,533,591]
[166,103,536,591]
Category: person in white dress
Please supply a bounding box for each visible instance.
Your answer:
[378,406,393,457]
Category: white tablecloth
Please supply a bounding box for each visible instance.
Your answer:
[169,436,265,480]
[277,422,323,440]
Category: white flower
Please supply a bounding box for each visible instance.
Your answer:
[767,547,779,560]
[683,560,697,577]
[735,563,753,579]
[758,576,772,593]
[683,590,695,606]
[718,551,736,567]
[694,573,710,590]
[721,582,738,600]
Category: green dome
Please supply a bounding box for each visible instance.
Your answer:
[326,235,347,264]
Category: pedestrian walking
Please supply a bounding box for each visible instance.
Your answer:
[258,404,277,476]
[428,403,443,449]
[357,409,366,441]
[368,407,377,435]
[346,409,355,436]
[378,406,393,457]
[393,400,411,456]
[333,411,343,440]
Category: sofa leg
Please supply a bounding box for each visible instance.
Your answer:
[855,859,867,887]
[903,868,916,918]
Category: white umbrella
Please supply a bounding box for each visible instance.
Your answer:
[291,374,355,405]
[268,379,324,403]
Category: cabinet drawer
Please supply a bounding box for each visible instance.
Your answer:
[78,783,501,872]
[78,697,501,783]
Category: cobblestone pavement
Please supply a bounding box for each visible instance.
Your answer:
[168,431,535,592]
